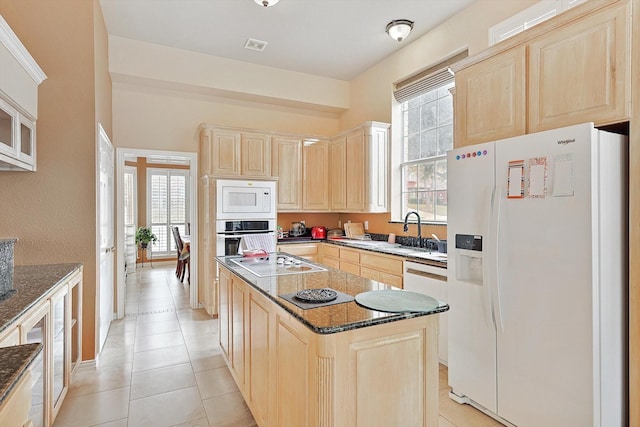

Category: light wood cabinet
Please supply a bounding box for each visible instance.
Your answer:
[454,46,527,147]
[276,243,321,262]
[0,371,32,427]
[0,17,46,171]
[7,267,83,427]
[199,125,271,178]
[302,140,330,211]
[217,265,440,427]
[241,132,271,177]
[329,137,346,210]
[230,276,247,388]
[218,267,231,359]
[321,244,404,288]
[453,0,631,147]
[0,325,19,347]
[528,1,630,132]
[272,136,302,211]
[329,122,390,212]
[200,127,241,176]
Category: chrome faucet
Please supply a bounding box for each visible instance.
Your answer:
[403,211,422,248]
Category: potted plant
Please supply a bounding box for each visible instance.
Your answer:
[135,226,158,249]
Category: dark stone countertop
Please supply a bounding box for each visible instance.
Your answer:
[217,254,449,335]
[0,263,82,335]
[0,343,42,405]
[278,238,448,269]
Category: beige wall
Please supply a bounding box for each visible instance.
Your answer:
[0,0,112,360]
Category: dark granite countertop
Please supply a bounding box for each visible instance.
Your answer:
[278,238,447,269]
[217,254,449,335]
[0,263,82,335]
[0,343,42,405]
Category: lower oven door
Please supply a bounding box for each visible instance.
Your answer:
[217,234,242,256]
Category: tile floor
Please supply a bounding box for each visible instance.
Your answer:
[53,264,504,427]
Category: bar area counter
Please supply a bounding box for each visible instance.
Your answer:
[217,253,449,427]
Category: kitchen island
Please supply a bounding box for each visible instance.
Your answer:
[217,253,448,427]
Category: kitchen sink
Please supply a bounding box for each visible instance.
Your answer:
[407,252,448,261]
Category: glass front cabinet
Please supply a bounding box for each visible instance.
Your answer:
[0,16,46,171]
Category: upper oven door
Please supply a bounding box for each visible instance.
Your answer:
[216,179,276,219]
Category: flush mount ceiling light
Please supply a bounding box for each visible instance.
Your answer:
[386,19,414,42]
[254,0,280,6]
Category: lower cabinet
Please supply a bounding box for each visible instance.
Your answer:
[322,244,404,288]
[0,371,32,427]
[217,267,440,427]
[276,243,321,262]
[10,267,83,427]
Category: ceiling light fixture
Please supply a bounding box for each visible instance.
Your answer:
[386,19,414,42]
[254,0,279,7]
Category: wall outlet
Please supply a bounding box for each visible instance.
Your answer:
[338,220,342,228]
[347,220,351,223]
[364,220,369,230]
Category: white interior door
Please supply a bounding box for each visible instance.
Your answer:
[97,124,115,353]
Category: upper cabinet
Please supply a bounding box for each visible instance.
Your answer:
[302,140,330,211]
[528,1,630,132]
[199,125,271,177]
[272,136,302,211]
[199,121,390,213]
[454,46,526,146]
[330,122,390,213]
[0,16,47,171]
[452,0,630,146]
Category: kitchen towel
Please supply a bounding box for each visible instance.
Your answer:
[240,234,276,253]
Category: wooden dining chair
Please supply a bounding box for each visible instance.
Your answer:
[171,226,187,282]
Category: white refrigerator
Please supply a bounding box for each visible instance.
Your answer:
[446,122,627,427]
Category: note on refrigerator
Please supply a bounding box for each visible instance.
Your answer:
[528,157,547,198]
[552,154,574,197]
[508,160,525,199]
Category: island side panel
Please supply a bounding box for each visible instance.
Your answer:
[329,315,440,427]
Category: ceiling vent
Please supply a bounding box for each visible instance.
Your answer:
[244,38,268,52]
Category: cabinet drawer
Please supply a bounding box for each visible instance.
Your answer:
[323,245,340,259]
[379,272,403,288]
[278,243,319,257]
[340,261,360,275]
[360,267,379,281]
[323,257,340,269]
[360,252,403,275]
[340,248,360,263]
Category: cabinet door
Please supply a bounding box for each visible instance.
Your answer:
[302,140,330,211]
[21,302,50,427]
[272,137,302,210]
[329,137,346,210]
[50,285,70,422]
[230,277,247,387]
[345,130,365,211]
[247,292,270,426]
[528,2,630,132]
[210,129,241,176]
[241,133,271,177]
[218,267,231,359]
[454,46,527,147]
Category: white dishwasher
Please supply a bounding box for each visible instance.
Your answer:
[404,261,448,365]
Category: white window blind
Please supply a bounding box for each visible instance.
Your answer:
[147,168,189,257]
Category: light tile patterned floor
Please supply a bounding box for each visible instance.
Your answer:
[53,264,503,427]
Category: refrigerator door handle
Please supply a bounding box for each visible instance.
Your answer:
[487,186,498,329]
[494,186,505,332]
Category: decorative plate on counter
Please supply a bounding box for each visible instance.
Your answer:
[355,290,439,313]
[294,288,338,303]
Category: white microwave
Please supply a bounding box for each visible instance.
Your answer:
[216,179,276,219]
